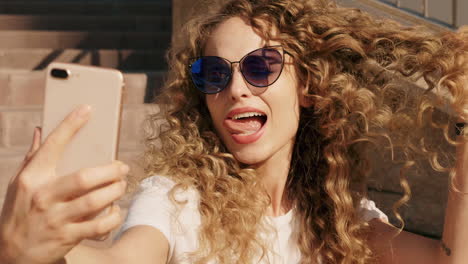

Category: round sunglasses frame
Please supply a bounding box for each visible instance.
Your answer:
[189,45,291,94]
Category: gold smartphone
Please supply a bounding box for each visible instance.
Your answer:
[42,62,124,183]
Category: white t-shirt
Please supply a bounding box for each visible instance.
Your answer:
[114,175,389,264]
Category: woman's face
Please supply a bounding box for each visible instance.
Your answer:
[204,17,303,166]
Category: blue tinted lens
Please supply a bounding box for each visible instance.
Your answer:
[190,57,231,94]
[243,55,271,80]
[242,48,282,87]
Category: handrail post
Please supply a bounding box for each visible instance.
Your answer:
[453,0,458,28]
[423,0,428,18]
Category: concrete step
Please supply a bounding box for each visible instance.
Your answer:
[366,164,448,239]
[368,188,445,239]
[0,1,172,16]
[0,103,161,151]
[0,15,171,32]
[0,49,167,71]
[337,0,450,32]
[363,115,454,239]
[0,31,171,49]
[0,70,165,106]
[366,109,454,195]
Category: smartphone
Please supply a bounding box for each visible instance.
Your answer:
[42,62,124,179]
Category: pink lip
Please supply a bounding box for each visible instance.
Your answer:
[223,106,268,145]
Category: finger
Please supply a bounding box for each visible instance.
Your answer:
[28,105,92,171]
[49,161,129,203]
[90,231,110,242]
[24,127,42,162]
[65,203,122,242]
[58,179,126,223]
[32,126,42,152]
[69,204,117,241]
[11,127,43,185]
[85,201,116,221]
[31,161,128,215]
[87,204,119,241]
[77,203,113,223]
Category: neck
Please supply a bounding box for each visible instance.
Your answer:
[254,138,295,217]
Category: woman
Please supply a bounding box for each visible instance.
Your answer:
[1,0,467,263]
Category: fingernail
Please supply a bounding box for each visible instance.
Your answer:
[120,164,130,174]
[111,204,118,213]
[75,105,91,119]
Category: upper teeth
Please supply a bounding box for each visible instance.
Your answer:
[232,112,265,120]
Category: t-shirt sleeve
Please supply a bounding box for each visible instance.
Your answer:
[113,176,177,248]
[358,198,389,223]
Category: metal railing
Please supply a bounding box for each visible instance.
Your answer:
[377,0,463,29]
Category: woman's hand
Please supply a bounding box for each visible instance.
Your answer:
[0,105,128,264]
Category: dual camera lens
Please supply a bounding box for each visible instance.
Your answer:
[50,68,69,79]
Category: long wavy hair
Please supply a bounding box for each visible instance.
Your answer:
[128,0,468,263]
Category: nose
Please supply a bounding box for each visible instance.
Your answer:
[226,63,250,100]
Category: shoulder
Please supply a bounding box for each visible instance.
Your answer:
[366,217,440,264]
[136,175,200,205]
[115,175,201,240]
[358,197,389,223]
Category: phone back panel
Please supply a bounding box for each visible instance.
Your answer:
[42,62,124,176]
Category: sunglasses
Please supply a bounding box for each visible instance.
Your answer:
[189,45,290,94]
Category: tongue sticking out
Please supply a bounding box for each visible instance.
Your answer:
[224,116,266,135]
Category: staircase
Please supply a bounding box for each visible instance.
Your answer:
[0,0,172,247]
[1,0,457,248]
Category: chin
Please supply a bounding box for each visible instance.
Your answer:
[235,156,263,166]
[230,148,268,166]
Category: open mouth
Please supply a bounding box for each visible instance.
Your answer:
[225,114,268,135]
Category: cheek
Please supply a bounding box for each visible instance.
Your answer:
[205,95,216,119]
[281,97,301,129]
[205,95,224,130]
[279,96,301,136]
[275,77,301,122]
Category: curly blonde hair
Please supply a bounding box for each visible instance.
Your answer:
[129,0,468,263]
